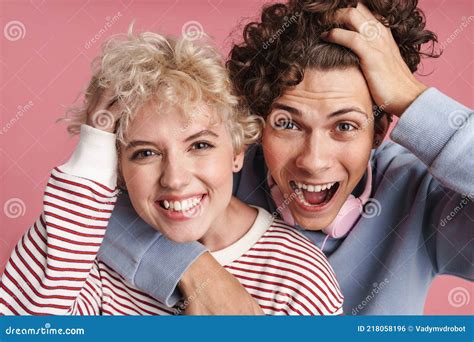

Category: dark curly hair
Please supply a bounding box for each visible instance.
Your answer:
[227,0,440,119]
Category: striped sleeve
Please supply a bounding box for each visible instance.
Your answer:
[0,125,118,316]
[0,168,117,315]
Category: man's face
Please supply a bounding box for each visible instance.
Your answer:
[262,67,376,230]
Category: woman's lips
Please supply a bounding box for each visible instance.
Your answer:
[155,194,206,221]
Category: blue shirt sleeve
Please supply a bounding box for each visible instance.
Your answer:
[98,193,208,306]
[389,87,473,279]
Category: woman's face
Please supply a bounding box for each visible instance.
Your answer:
[120,100,242,243]
[262,67,377,231]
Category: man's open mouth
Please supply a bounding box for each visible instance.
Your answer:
[290,180,340,207]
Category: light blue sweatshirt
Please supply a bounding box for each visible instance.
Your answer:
[97,88,473,314]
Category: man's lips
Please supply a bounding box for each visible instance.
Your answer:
[289,180,341,210]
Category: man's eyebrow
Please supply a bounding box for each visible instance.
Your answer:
[184,129,219,142]
[272,103,303,116]
[272,102,368,119]
[329,107,368,119]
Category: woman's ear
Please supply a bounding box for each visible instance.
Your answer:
[373,114,391,148]
[232,149,245,172]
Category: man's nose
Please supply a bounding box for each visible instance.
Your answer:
[294,132,333,174]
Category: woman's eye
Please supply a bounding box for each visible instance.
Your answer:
[336,122,356,132]
[132,150,157,160]
[191,141,214,150]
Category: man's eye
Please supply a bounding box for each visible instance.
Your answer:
[336,122,356,132]
[273,118,299,130]
[132,150,157,160]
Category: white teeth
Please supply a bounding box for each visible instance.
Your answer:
[182,200,189,211]
[293,181,337,192]
[161,196,202,212]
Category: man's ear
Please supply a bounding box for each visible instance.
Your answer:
[232,149,245,172]
[373,114,391,148]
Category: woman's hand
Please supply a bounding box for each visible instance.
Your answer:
[178,252,264,315]
[86,87,121,133]
[322,2,428,117]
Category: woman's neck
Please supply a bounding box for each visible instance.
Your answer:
[198,197,258,252]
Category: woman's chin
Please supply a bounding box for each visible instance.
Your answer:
[158,228,205,244]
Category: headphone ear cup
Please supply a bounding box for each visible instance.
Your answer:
[322,195,364,238]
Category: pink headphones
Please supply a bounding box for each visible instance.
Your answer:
[268,163,372,243]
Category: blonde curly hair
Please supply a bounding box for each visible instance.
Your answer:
[64,25,263,153]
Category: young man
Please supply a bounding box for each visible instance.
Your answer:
[97,0,473,314]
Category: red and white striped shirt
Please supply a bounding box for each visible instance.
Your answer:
[0,126,343,316]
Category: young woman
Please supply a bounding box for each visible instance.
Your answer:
[97,0,473,315]
[0,28,343,315]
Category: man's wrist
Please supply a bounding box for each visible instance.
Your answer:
[395,80,427,118]
[179,252,216,296]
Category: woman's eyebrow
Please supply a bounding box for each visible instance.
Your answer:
[184,129,219,142]
[125,140,157,150]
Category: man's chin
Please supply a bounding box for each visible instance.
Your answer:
[290,211,336,231]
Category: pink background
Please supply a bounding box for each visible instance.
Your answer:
[0,0,472,315]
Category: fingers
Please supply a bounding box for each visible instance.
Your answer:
[86,87,120,133]
[94,87,117,112]
[322,28,365,55]
[332,3,387,42]
[333,6,369,32]
[355,2,377,22]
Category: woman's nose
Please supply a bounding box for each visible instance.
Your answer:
[159,155,192,190]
